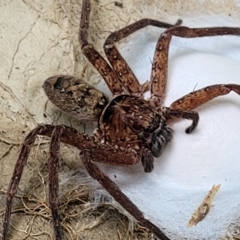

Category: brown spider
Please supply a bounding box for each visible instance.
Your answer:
[2,0,240,239]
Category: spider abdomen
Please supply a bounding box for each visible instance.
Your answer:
[43,75,109,121]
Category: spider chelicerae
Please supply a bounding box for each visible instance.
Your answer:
[2,0,240,239]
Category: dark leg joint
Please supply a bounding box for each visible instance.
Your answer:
[162,107,199,134]
[184,111,199,133]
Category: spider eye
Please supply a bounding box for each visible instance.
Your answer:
[150,126,173,157]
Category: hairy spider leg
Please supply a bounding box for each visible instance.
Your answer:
[150,26,240,109]
[79,0,124,95]
[170,84,240,111]
[80,0,181,96]
[2,125,94,240]
[2,123,171,240]
[104,18,181,96]
[82,150,170,240]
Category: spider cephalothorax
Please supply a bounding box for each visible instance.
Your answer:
[2,0,240,240]
[98,94,173,171]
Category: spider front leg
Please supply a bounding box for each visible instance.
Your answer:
[150,26,240,109]
[104,18,182,96]
[80,0,181,96]
[80,0,124,95]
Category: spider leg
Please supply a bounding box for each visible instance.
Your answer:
[162,107,199,133]
[2,124,94,240]
[80,0,181,96]
[104,18,182,96]
[79,145,154,172]
[2,126,51,240]
[150,26,240,109]
[79,0,124,95]
[81,149,170,240]
[48,126,64,240]
[170,84,240,111]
